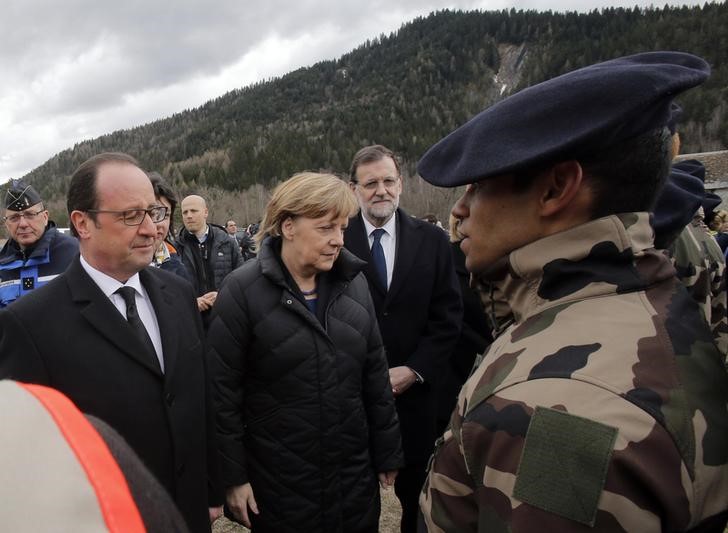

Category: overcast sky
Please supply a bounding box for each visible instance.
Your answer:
[0,0,711,180]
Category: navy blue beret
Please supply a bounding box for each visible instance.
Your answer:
[652,162,705,249]
[5,179,42,211]
[671,159,723,225]
[673,158,706,182]
[418,51,710,187]
[703,192,722,223]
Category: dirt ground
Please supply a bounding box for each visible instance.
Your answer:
[212,488,402,532]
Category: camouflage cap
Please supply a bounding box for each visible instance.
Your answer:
[5,179,42,211]
[418,51,710,187]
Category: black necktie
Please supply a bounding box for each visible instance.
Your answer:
[371,228,387,289]
[115,287,161,372]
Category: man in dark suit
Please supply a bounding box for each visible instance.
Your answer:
[0,152,222,533]
[344,144,462,533]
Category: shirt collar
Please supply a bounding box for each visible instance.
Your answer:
[196,225,210,242]
[362,211,397,238]
[79,254,144,298]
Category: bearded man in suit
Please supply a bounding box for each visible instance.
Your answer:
[344,144,462,533]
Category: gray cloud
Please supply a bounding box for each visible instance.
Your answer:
[0,0,711,179]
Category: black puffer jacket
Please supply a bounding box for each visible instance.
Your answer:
[209,237,403,533]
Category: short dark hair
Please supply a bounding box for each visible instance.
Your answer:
[148,171,178,237]
[506,128,672,220]
[349,144,401,182]
[67,152,139,237]
[581,127,672,219]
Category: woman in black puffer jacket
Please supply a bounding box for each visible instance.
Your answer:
[209,173,403,533]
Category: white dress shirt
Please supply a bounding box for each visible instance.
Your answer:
[80,255,165,372]
[362,213,397,289]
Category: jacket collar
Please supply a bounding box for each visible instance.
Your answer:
[258,235,366,288]
[0,226,56,265]
[257,235,367,338]
[476,213,675,324]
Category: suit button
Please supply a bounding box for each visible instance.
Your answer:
[176,463,185,476]
[383,312,389,317]
[165,393,175,406]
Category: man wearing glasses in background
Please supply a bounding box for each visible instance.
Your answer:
[0,180,78,306]
[0,152,223,533]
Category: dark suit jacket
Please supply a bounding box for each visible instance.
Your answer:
[344,209,462,463]
[436,242,493,434]
[0,257,220,533]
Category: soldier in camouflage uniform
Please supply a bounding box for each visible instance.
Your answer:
[671,208,728,356]
[416,52,728,532]
[653,160,728,358]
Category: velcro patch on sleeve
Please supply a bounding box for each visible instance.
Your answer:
[513,406,617,526]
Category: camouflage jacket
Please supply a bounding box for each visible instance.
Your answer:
[669,214,728,358]
[420,213,728,532]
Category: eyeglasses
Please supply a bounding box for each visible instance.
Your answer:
[86,206,168,226]
[356,177,400,192]
[3,209,46,224]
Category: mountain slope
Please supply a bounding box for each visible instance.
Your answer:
[23,4,728,218]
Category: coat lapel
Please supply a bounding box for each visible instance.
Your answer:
[66,258,163,377]
[386,209,424,304]
[140,268,178,380]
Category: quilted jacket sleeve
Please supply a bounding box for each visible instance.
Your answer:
[356,274,404,473]
[208,272,252,488]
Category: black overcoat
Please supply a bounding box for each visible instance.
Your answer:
[0,257,220,533]
[344,209,462,464]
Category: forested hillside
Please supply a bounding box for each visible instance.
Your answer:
[23,3,728,225]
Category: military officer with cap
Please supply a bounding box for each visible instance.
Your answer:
[0,180,78,306]
[417,51,728,531]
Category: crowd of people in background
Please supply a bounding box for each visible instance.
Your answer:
[0,51,727,533]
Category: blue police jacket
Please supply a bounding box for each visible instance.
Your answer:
[0,225,79,307]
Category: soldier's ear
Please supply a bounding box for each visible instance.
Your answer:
[538,160,586,218]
